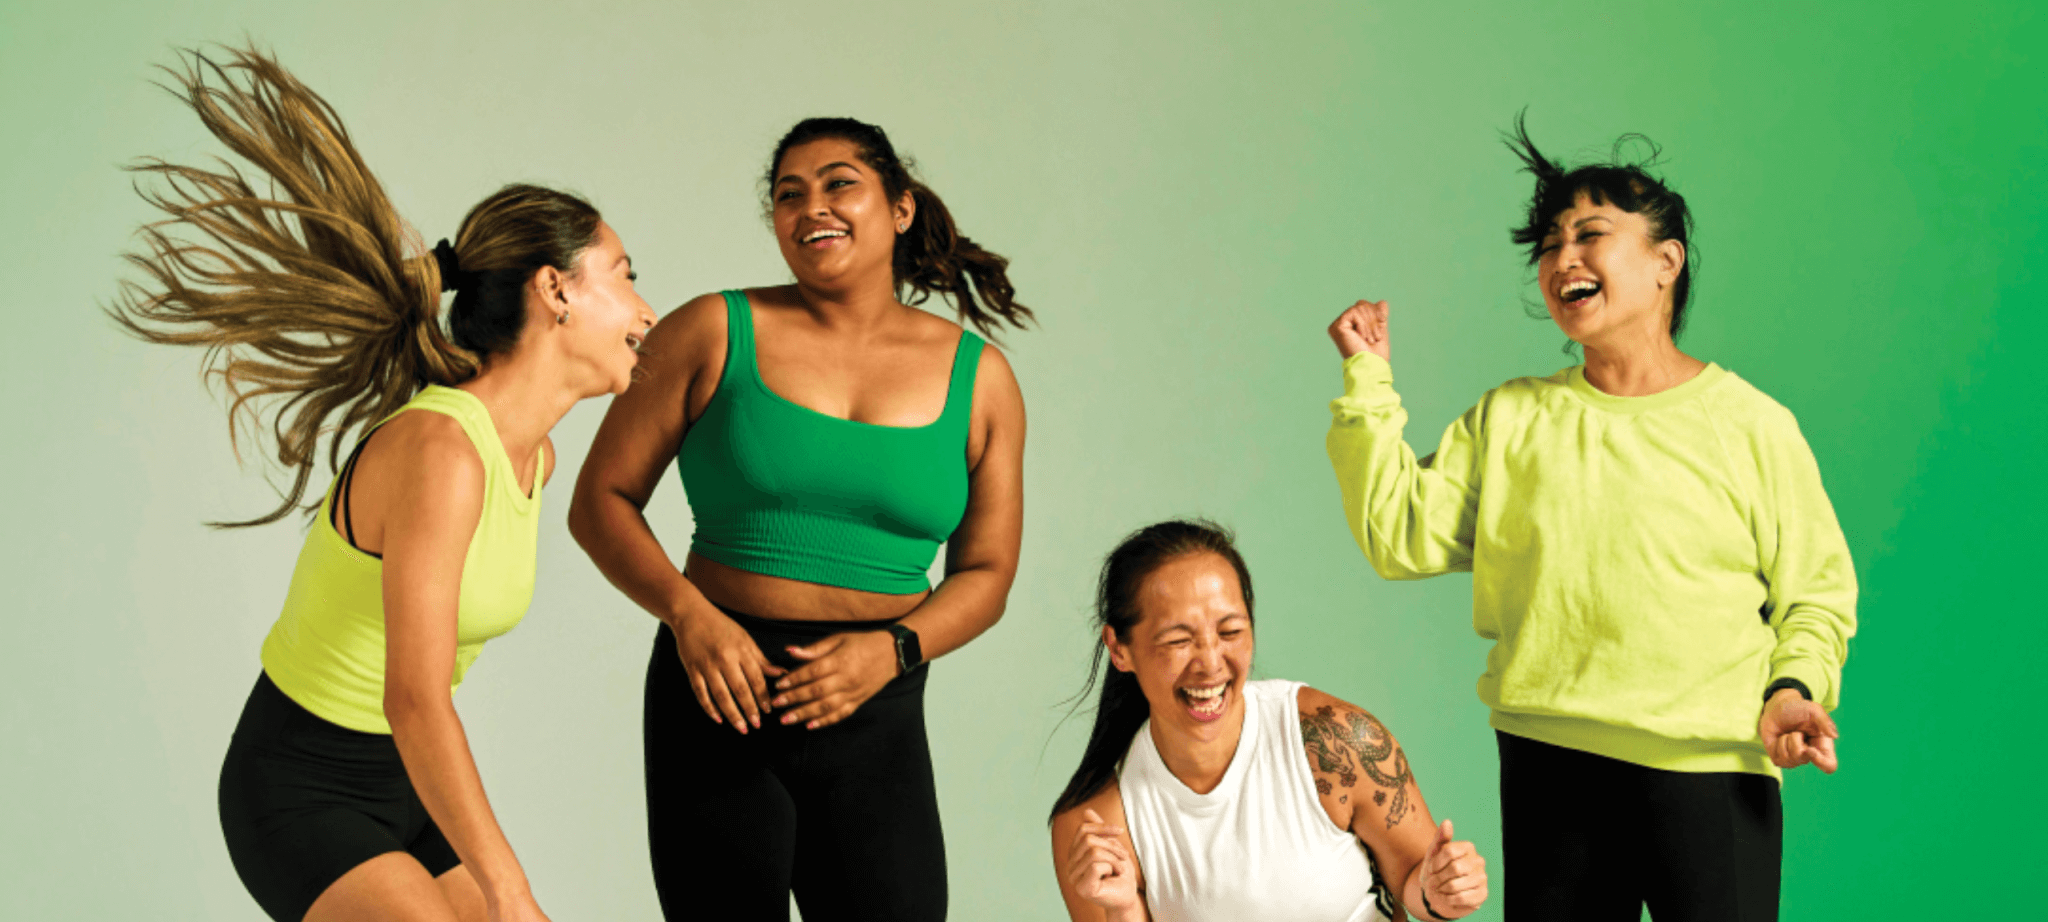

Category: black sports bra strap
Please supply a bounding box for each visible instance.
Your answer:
[331,427,382,554]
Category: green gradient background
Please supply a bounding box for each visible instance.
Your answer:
[4,2,2041,919]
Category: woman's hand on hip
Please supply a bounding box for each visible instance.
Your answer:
[671,607,785,733]
[773,630,898,729]
[1064,809,1145,919]
[1328,299,1391,362]
[1760,688,1840,773]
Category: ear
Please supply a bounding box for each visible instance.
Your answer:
[1103,625,1133,673]
[532,264,570,306]
[894,187,917,232]
[1655,238,1686,289]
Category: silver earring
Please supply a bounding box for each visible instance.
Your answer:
[556,310,569,325]
[897,222,908,232]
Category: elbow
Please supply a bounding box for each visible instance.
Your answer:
[566,486,609,554]
[382,681,450,737]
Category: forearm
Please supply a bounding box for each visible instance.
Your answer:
[898,564,1013,662]
[569,489,716,628]
[1326,353,1476,579]
[387,695,526,904]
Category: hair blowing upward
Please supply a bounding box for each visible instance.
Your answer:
[110,45,598,528]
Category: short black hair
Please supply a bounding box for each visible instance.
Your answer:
[1505,111,1697,339]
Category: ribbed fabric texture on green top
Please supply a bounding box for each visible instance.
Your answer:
[1327,352,1857,778]
[260,385,543,734]
[677,290,983,595]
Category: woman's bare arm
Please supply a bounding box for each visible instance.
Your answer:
[1299,687,1487,920]
[1051,781,1148,922]
[376,412,545,919]
[567,294,785,732]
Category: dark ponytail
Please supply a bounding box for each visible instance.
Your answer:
[1504,110,1698,340]
[1049,519,1255,822]
[765,117,1032,338]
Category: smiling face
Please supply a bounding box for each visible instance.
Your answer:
[770,137,914,291]
[1538,193,1686,351]
[552,221,656,395]
[1106,551,1254,742]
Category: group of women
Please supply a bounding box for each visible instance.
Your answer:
[115,46,1855,922]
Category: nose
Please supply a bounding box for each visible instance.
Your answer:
[1191,634,1226,673]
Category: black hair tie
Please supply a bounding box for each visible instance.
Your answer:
[431,238,464,292]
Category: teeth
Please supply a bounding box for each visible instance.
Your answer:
[802,229,848,243]
[1561,280,1599,299]
[1182,683,1227,699]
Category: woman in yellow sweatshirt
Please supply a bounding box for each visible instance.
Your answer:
[1323,118,1856,922]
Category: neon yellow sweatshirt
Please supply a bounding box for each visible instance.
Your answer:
[1326,352,1856,777]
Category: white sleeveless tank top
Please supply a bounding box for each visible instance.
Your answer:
[1119,679,1393,922]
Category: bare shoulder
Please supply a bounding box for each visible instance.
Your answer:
[370,409,483,482]
[644,291,731,358]
[1296,686,1417,829]
[1052,776,1129,841]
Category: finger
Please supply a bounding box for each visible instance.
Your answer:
[781,687,843,725]
[1438,818,1455,845]
[741,654,775,718]
[685,667,720,724]
[807,701,858,730]
[1438,871,1488,896]
[721,659,762,729]
[1813,706,1841,739]
[1813,735,1839,773]
[1079,834,1132,860]
[785,634,845,664]
[705,671,750,734]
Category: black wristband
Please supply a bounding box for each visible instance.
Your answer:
[1764,677,1813,702]
[1419,885,1445,921]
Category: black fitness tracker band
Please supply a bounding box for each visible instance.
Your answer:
[887,624,922,676]
[1763,677,1813,702]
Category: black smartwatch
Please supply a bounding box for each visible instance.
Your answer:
[886,624,922,676]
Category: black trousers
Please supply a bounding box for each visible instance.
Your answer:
[644,611,947,922]
[1498,731,1782,921]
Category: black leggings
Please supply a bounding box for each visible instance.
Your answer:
[644,610,947,922]
[1498,731,1783,922]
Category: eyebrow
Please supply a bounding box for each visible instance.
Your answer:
[615,253,633,270]
[774,161,864,186]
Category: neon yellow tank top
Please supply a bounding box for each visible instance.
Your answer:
[260,385,543,734]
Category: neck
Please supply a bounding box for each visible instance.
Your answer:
[1580,323,1705,397]
[456,349,582,464]
[1149,698,1247,796]
[792,274,906,334]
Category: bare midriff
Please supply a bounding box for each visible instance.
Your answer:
[685,552,928,622]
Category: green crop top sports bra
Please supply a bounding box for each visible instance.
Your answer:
[677,290,984,595]
[260,385,543,734]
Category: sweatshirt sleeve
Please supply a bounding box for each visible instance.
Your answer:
[1753,410,1859,710]
[1325,352,1482,579]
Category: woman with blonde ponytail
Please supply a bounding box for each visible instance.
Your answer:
[113,46,657,922]
[570,117,1031,920]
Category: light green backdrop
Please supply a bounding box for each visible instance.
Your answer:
[4,1,2041,919]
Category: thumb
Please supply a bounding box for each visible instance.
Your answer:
[1436,818,1454,847]
[786,635,842,661]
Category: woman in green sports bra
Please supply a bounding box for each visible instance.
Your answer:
[112,47,656,922]
[570,117,1031,921]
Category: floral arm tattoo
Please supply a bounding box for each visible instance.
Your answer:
[1302,704,1413,829]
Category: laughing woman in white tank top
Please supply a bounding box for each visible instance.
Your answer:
[1050,521,1490,922]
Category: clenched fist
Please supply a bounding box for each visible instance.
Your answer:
[1328,300,1391,362]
